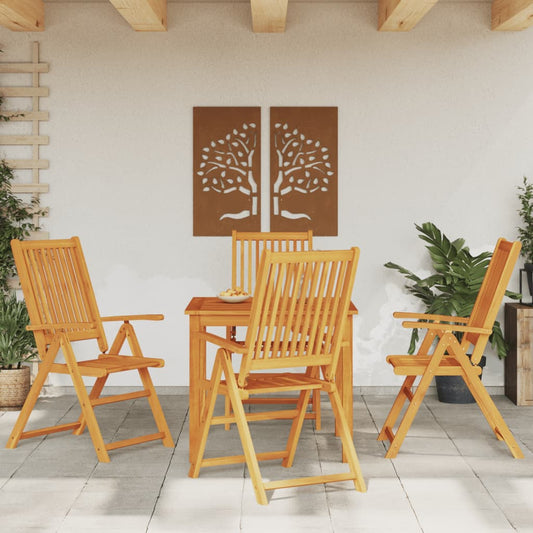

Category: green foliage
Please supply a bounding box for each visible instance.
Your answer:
[385,222,520,359]
[0,53,41,370]
[0,159,45,293]
[0,293,37,369]
[517,177,533,263]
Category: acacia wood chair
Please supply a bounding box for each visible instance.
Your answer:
[6,237,174,462]
[229,230,322,429]
[190,247,366,505]
[378,238,524,459]
[231,230,313,295]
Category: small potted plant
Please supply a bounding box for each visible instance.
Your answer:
[385,222,520,403]
[0,293,38,409]
[517,177,533,300]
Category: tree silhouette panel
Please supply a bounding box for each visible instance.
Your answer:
[194,107,261,236]
[270,107,337,236]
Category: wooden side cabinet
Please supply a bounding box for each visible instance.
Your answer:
[504,303,533,405]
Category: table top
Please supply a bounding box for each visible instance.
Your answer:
[185,296,358,316]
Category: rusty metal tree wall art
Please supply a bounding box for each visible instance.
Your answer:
[193,107,261,236]
[270,107,338,236]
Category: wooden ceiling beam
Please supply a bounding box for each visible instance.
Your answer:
[492,0,533,30]
[250,0,288,33]
[378,0,439,31]
[0,0,44,32]
[109,0,167,31]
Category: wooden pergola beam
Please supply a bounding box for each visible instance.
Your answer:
[378,0,439,31]
[250,0,288,33]
[109,0,167,31]
[492,0,533,30]
[0,0,44,32]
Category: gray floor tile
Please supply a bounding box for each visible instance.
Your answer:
[0,393,531,532]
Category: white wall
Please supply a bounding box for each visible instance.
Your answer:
[0,2,532,388]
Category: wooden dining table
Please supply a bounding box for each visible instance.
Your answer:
[184,296,358,463]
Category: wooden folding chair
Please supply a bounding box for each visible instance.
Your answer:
[228,230,322,429]
[6,237,174,462]
[378,238,524,459]
[190,248,366,505]
[231,230,313,295]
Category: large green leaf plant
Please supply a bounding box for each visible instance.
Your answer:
[385,222,519,359]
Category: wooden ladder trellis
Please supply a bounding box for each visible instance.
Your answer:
[0,41,49,237]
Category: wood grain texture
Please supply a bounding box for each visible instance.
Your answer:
[378,0,439,31]
[250,0,288,33]
[492,0,533,30]
[109,0,166,31]
[0,0,44,32]
[504,303,533,405]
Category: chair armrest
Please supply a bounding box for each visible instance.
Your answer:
[101,314,164,322]
[401,321,491,335]
[393,311,469,323]
[199,332,248,354]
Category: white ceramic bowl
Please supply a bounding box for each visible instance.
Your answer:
[217,293,250,303]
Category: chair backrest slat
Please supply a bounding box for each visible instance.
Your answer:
[239,248,359,384]
[11,237,108,354]
[232,230,313,295]
[465,238,521,364]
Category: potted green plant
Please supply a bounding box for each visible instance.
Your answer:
[517,177,533,300]
[0,293,38,409]
[0,72,44,409]
[0,159,44,410]
[385,222,519,403]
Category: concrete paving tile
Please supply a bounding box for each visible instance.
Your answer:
[60,512,152,531]
[501,505,533,529]
[2,392,533,532]
[415,508,514,532]
[401,477,502,510]
[327,477,419,530]
[391,454,474,478]
[92,458,170,478]
[149,508,241,533]
[389,435,460,457]
[12,456,97,478]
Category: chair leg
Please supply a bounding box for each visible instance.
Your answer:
[329,386,366,492]
[312,390,321,431]
[378,375,417,442]
[6,339,60,450]
[461,368,524,459]
[224,392,232,431]
[224,326,235,431]
[138,367,174,447]
[62,338,110,462]
[221,350,268,506]
[282,389,312,468]
[189,354,224,478]
[74,375,108,436]
[383,372,433,459]
[117,322,173,447]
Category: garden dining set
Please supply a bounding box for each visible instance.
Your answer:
[2,230,524,505]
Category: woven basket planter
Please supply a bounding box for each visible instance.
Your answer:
[0,365,30,410]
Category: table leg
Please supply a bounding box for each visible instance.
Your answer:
[336,315,353,462]
[189,316,206,464]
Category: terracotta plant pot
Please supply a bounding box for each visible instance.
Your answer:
[0,365,30,410]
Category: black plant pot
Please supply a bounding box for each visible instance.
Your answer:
[435,355,486,404]
[525,263,533,299]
